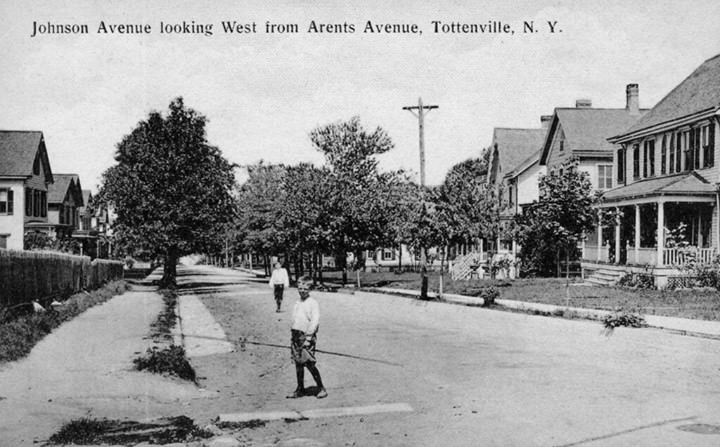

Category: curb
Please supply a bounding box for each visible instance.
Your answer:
[357,287,720,339]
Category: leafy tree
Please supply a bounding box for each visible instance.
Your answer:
[435,155,502,261]
[514,159,599,277]
[234,162,288,275]
[99,98,236,286]
[309,116,401,283]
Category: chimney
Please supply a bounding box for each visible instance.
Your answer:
[575,99,592,108]
[540,115,552,129]
[626,83,639,115]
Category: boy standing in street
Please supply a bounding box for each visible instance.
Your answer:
[269,262,289,312]
[287,278,327,399]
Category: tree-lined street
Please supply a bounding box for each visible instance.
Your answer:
[2,265,719,446]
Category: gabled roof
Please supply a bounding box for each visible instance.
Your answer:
[540,108,648,165]
[79,189,93,213]
[489,128,546,183]
[49,174,84,206]
[504,149,542,180]
[602,172,716,203]
[619,53,720,137]
[0,130,53,181]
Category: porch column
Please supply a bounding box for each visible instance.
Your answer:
[634,204,641,264]
[614,207,621,264]
[597,210,603,262]
[657,200,665,266]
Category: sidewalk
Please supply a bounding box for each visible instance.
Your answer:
[361,286,720,339]
[0,285,205,446]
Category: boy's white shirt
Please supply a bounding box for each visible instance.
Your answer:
[269,268,290,288]
[292,296,320,334]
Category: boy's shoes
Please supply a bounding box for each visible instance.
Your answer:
[316,388,328,399]
[286,389,304,399]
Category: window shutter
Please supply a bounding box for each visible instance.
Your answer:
[7,189,13,215]
[25,188,32,216]
[710,124,716,167]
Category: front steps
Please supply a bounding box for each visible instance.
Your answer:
[585,268,624,286]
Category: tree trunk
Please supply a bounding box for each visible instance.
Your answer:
[555,248,561,278]
[161,247,179,288]
[397,245,402,272]
[308,251,315,285]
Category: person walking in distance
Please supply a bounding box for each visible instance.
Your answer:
[269,262,289,312]
[288,277,327,399]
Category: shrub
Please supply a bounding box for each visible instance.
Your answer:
[477,286,499,307]
[603,310,646,331]
[134,345,196,382]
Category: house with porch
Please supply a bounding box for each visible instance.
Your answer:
[0,130,54,250]
[583,54,720,288]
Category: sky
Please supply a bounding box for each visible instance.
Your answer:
[2,0,719,192]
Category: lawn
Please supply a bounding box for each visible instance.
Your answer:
[320,270,720,321]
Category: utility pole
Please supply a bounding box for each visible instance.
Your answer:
[403,97,438,300]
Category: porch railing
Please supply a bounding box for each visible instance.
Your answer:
[583,245,609,262]
[663,247,717,266]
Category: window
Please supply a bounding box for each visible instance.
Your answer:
[0,189,13,215]
[643,140,655,177]
[559,139,564,152]
[632,144,640,179]
[382,249,395,261]
[33,156,40,176]
[40,191,47,218]
[598,165,612,190]
[0,235,7,249]
[683,131,692,171]
[702,124,715,168]
[703,124,715,168]
[693,127,701,169]
[669,133,676,174]
[508,184,514,206]
[616,148,625,183]
[661,136,667,174]
[25,188,32,216]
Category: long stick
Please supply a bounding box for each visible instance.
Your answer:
[241,339,403,367]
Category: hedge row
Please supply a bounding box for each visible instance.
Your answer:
[0,249,124,307]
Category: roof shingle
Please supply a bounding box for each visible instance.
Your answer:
[622,53,720,135]
[0,130,44,177]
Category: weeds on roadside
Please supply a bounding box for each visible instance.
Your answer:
[135,288,197,382]
[602,309,646,336]
[48,415,212,445]
[134,345,196,382]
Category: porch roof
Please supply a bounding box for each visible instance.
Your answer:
[601,172,717,203]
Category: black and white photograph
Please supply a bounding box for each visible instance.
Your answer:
[1,0,720,445]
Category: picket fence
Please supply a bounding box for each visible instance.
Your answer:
[0,249,124,308]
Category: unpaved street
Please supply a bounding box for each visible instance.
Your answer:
[181,266,720,446]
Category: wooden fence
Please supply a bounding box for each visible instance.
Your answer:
[0,249,124,308]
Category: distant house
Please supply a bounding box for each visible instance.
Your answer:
[489,118,551,256]
[0,131,54,250]
[47,174,84,240]
[583,54,720,287]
